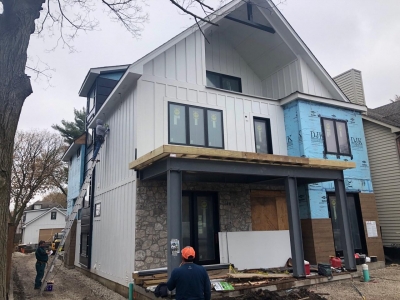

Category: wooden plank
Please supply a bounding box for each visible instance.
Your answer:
[227,273,292,279]
[129,145,356,171]
[276,197,289,230]
[143,279,168,288]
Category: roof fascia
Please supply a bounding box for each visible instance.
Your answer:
[61,143,81,162]
[256,0,348,102]
[362,115,400,133]
[280,92,367,112]
[78,65,130,97]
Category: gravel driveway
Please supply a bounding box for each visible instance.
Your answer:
[12,252,126,300]
[308,265,400,300]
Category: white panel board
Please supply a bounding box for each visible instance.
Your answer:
[218,231,291,270]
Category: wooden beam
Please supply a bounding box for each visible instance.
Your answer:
[224,16,275,34]
[129,145,356,171]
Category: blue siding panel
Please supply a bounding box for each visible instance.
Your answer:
[66,145,86,215]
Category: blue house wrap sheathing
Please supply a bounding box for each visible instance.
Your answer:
[283,100,373,219]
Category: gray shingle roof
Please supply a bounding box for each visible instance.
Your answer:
[367,101,400,128]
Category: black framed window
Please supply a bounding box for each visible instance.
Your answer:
[51,212,57,220]
[168,103,224,149]
[206,71,242,93]
[88,86,95,113]
[253,118,273,154]
[321,118,351,156]
[87,128,94,147]
[94,203,101,217]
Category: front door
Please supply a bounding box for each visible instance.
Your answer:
[328,193,367,256]
[182,192,220,265]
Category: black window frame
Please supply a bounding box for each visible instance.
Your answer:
[253,117,273,154]
[87,85,96,114]
[86,128,94,148]
[94,203,101,217]
[168,102,225,149]
[206,71,242,93]
[51,211,57,220]
[321,117,352,157]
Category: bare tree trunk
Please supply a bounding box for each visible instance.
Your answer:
[0,0,44,297]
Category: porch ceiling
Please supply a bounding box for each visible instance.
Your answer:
[129,145,356,171]
[205,3,296,80]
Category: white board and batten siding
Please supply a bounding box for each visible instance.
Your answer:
[86,83,137,285]
[363,120,400,246]
[205,30,263,97]
[136,75,288,158]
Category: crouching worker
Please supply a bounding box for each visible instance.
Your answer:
[91,119,107,161]
[167,246,211,300]
[34,241,49,289]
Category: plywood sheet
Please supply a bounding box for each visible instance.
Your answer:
[39,228,64,243]
[251,197,278,231]
[218,231,291,270]
[276,197,289,230]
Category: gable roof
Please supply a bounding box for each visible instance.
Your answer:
[25,201,66,211]
[88,0,349,128]
[23,207,66,227]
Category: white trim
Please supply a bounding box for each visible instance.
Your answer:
[279,92,367,112]
[362,115,400,133]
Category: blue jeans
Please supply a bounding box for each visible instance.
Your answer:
[92,136,104,160]
[35,262,46,288]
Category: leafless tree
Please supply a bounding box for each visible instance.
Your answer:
[41,191,67,208]
[9,130,66,231]
[390,95,400,103]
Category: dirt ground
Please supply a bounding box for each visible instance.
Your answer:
[13,252,400,300]
[12,252,126,300]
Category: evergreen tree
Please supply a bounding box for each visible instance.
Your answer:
[52,107,86,145]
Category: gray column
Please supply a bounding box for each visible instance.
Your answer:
[167,170,182,278]
[334,179,356,271]
[285,177,305,278]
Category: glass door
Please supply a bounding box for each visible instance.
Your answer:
[182,192,220,265]
[328,193,366,256]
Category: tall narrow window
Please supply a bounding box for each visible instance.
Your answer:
[168,103,224,149]
[321,118,351,156]
[88,87,95,113]
[253,118,273,154]
[51,212,57,220]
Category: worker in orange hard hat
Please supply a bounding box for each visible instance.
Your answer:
[167,246,211,300]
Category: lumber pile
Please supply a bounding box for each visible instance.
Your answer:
[133,269,229,288]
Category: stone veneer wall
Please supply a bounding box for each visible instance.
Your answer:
[134,180,283,271]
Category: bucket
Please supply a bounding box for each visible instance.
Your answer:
[304,260,310,275]
[330,257,342,268]
[46,282,54,292]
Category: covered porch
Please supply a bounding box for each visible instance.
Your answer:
[129,145,357,278]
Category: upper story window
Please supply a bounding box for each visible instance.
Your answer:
[321,118,351,156]
[51,212,57,220]
[22,214,26,223]
[87,129,94,147]
[77,147,81,158]
[206,71,242,93]
[33,204,42,210]
[169,103,224,149]
[253,118,273,154]
[88,87,95,113]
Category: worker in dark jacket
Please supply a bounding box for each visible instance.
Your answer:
[167,246,211,300]
[91,119,108,161]
[34,240,49,289]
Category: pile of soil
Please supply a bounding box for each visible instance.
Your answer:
[219,288,327,300]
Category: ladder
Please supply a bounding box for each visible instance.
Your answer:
[39,138,105,295]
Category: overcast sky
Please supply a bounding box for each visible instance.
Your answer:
[18,0,400,131]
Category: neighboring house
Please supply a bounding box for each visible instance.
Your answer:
[21,201,67,244]
[64,0,384,293]
[362,103,400,246]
